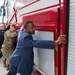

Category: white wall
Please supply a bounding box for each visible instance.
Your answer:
[67,0,75,75]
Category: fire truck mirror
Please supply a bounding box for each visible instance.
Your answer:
[0,8,2,16]
[3,8,6,16]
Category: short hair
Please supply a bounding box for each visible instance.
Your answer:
[0,24,6,27]
[11,24,16,29]
[24,21,33,28]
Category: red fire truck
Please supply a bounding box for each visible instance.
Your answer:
[7,0,75,75]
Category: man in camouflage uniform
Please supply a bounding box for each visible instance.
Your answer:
[0,24,10,58]
[1,24,18,70]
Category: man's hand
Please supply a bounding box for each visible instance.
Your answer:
[55,35,66,45]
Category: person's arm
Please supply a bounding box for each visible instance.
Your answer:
[24,35,66,49]
[3,32,8,47]
[24,35,54,49]
[5,26,10,31]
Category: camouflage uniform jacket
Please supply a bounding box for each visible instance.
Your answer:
[2,30,18,51]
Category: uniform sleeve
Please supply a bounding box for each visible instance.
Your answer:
[11,32,18,37]
[4,32,7,40]
[3,32,8,46]
[24,35,54,49]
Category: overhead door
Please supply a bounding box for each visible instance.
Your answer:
[67,0,75,75]
[33,31,55,75]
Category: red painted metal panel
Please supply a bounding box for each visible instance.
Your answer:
[20,9,58,32]
[33,67,43,75]
[59,0,68,75]
[54,8,60,75]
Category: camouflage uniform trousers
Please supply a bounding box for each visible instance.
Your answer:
[1,47,14,65]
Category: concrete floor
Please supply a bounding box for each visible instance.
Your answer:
[0,59,36,75]
[0,59,8,75]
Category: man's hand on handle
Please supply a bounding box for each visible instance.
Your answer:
[55,35,66,45]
